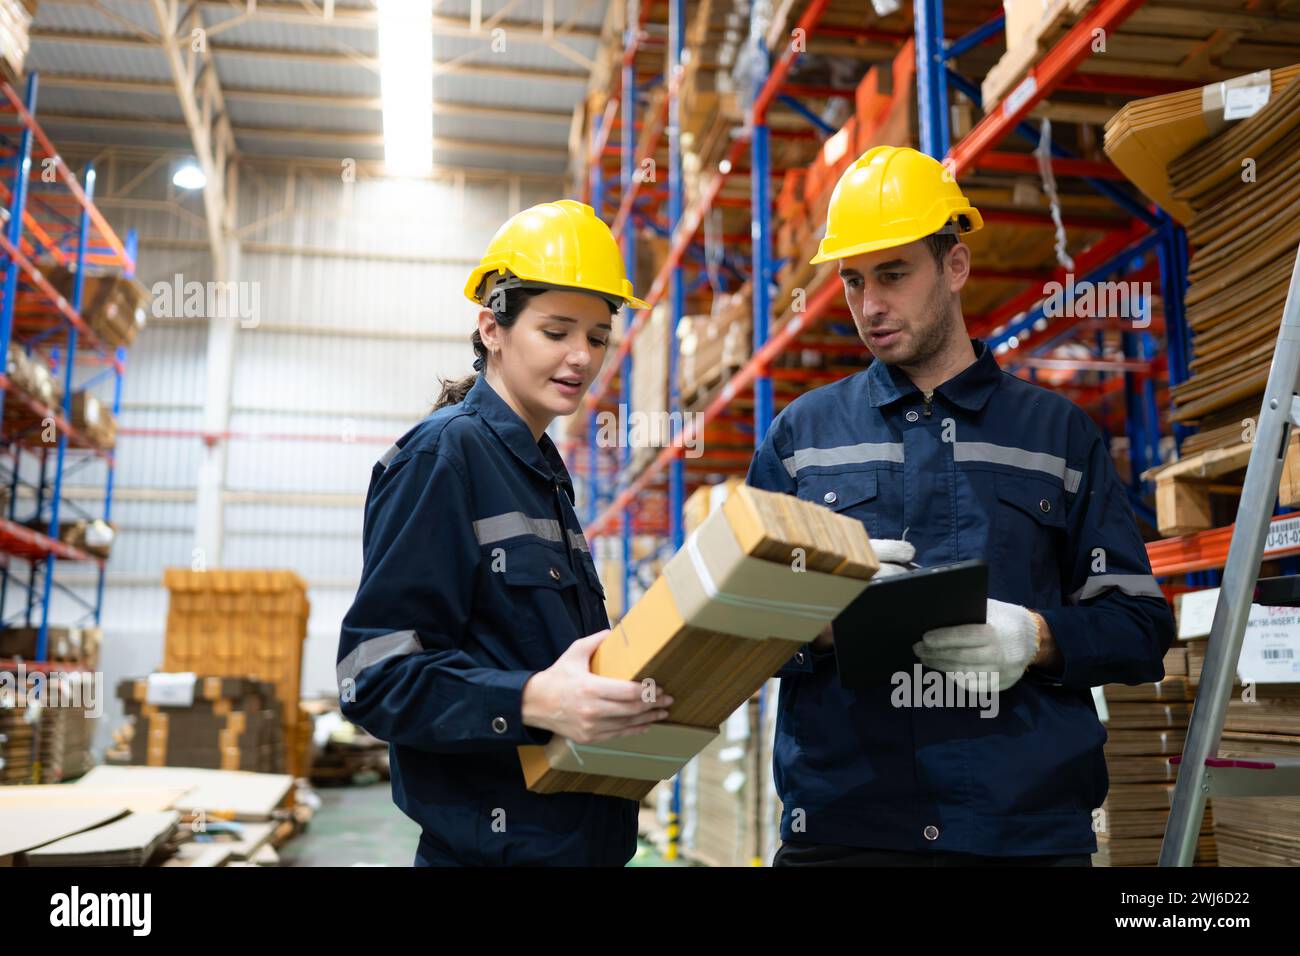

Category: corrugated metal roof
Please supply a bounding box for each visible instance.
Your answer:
[27,41,174,80]
[28,0,589,172]
[34,1,158,34]
[200,18,378,54]
[437,0,609,28]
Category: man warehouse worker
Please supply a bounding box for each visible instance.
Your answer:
[746,145,1176,866]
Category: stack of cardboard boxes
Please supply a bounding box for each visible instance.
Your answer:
[5,344,61,409]
[0,0,36,87]
[36,675,98,782]
[162,569,312,778]
[49,266,150,350]
[1094,644,1218,866]
[0,625,101,669]
[117,675,286,774]
[772,41,918,329]
[677,285,752,411]
[519,484,878,801]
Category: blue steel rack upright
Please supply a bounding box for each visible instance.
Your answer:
[0,73,137,671]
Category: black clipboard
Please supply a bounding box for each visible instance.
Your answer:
[832,559,988,689]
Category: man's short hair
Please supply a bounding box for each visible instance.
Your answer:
[921,230,958,271]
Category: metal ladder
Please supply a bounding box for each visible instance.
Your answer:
[1161,240,1300,866]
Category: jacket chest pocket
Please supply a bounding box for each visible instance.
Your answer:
[575,550,610,629]
[991,477,1068,605]
[499,542,583,646]
[795,470,897,541]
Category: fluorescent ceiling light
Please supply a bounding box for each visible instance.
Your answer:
[377,0,434,177]
[172,161,207,190]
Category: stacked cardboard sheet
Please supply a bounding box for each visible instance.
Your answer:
[118,675,285,773]
[76,765,293,822]
[23,811,180,867]
[163,569,309,776]
[1214,684,1300,865]
[681,698,762,868]
[518,484,878,799]
[1106,66,1300,430]
[0,807,125,864]
[1095,645,1217,866]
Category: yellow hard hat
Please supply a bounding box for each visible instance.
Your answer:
[809,145,983,264]
[464,199,648,311]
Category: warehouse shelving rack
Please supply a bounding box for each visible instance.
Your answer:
[565,0,1295,860]
[0,73,137,672]
[571,0,1194,554]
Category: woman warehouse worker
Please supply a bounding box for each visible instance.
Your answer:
[337,200,674,866]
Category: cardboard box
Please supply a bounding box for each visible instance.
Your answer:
[518,485,878,798]
[69,391,116,449]
[48,266,150,349]
[0,625,99,664]
[24,517,115,558]
[0,1,37,87]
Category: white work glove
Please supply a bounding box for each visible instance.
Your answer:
[913,598,1040,692]
[871,538,915,579]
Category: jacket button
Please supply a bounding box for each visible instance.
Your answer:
[1039,499,1051,513]
[491,716,508,734]
[905,410,919,423]
[923,825,939,841]
[548,566,561,580]
[823,491,837,505]
[796,651,806,664]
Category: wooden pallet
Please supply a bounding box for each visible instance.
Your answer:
[1148,432,1300,536]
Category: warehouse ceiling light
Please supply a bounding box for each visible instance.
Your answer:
[377,0,434,177]
[172,161,206,190]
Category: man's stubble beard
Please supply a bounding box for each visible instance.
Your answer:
[897,276,959,369]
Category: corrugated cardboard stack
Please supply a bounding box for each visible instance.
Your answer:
[681,697,762,867]
[1094,644,1217,866]
[678,285,752,412]
[162,569,311,777]
[772,41,917,329]
[1172,587,1300,864]
[0,697,34,784]
[630,302,671,474]
[37,677,98,782]
[518,484,878,800]
[117,676,285,773]
[1213,682,1300,865]
[1106,66,1300,437]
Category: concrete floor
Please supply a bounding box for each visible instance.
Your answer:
[279,780,421,867]
[277,780,680,867]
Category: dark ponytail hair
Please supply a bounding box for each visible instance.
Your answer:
[433,281,620,411]
[433,285,541,410]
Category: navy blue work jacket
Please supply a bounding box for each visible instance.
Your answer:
[338,374,637,866]
[746,339,1175,856]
